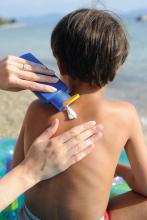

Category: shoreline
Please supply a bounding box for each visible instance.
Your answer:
[0,23,28,30]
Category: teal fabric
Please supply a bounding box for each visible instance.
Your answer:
[0,138,130,219]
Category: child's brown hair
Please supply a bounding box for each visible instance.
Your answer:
[51,8,128,87]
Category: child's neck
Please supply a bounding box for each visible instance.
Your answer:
[68,80,105,101]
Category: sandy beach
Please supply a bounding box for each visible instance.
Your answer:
[0,90,35,137]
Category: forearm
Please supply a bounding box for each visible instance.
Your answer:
[0,162,36,211]
[116,163,147,197]
[116,164,134,188]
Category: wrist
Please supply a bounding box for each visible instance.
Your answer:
[19,159,40,187]
[0,162,38,211]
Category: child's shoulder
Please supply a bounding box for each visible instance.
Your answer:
[24,99,70,129]
[109,100,136,114]
[25,99,58,119]
[104,100,137,125]
[22,99,61,151]
[108,100,136,113]
[27,99,55,112]
[26,99,137,123]
[23,99,59,132]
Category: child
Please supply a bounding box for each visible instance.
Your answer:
[13,9,147,220]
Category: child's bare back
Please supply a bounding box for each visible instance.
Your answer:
[13,8,147,220]
[14,93,134,220]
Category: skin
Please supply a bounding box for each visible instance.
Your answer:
[0,55,103,211]
[13,74,147,220]
[0,55,58,92]
[108,191,147,220]
[108,164,147,220]
[0,119,102,211]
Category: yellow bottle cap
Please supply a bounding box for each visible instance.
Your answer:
[63,94,80,107]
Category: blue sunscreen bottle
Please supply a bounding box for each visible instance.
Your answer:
[20,53,71,111]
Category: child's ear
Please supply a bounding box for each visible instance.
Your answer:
[57,59,67,76]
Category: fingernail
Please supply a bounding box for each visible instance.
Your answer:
[96,124,104,130]
[49,87,57,92]
[48,120,56,129]
[42,66,55,73]
[98,132,103,138]
[50,77,59,83]
[89,121,96,125]
[99,124,104,129]
[41,65,48,69]
[92,126,98,132]
[49,70,55,74]
[89,144,95,149]
[47,69,55,74]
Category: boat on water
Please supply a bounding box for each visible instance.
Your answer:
[136,15,147,21]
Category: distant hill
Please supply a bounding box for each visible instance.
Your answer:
[17,8,147,25]
[121,8,147,20]
[0,17,16,26]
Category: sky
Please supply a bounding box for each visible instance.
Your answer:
[0,0,147,18]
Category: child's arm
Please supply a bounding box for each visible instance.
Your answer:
[124,105,147,196]
[116,163,134,187]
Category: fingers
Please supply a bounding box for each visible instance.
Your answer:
[68,144,96,166]
[35,119,59,144]
[4,55,29,64]
[65,125,102,148]
[5,55,55,76]
[67,130,103,155]
[47,119,59,139]
[58,121,97,142]
[14,78,57,92]
[18,70,58,83]
[4,59,58,91]
[16,61,55,75]
[67,131,103,167]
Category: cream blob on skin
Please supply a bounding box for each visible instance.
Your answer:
[66,106,77,120]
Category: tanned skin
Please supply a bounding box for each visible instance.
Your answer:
[13,78,147,220]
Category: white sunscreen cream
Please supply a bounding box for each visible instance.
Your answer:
[66,106,77,120]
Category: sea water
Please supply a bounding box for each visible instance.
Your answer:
[0,19,147,129]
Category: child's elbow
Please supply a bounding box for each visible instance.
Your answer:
[133,179,147,197]
[136,189,147,198]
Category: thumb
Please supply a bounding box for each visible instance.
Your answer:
[36,119,59,143]
[47,118,59,138]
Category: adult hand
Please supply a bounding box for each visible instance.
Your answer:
[0,120,103,211]
[23,119,103,182]
[0,56,58,92]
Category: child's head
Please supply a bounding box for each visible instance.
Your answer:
[51,8,128,88]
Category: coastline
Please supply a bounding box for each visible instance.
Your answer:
[0,23,28,30]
